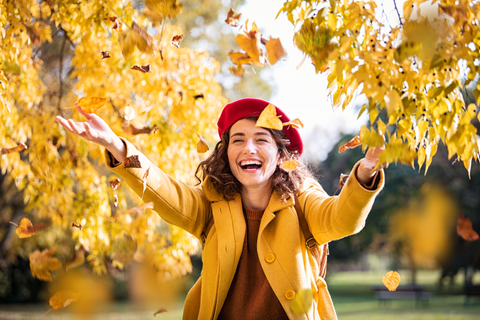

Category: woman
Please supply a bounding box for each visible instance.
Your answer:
[56,98,384,320]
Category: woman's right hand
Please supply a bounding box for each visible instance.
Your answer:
[55,106,127,162]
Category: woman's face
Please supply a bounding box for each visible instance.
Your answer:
[227,119,280,191]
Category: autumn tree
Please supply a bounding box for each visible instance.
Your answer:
[278,0,480,175]
[0,0,230,300]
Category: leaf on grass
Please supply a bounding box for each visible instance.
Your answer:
[265,38,287,65]
[124,155,141,168]
[256,103,283,130]
[122,123,156,135]
[154,307,168,316]
[76,96,106,113]
[290,288,313,315]
[110,178,121,191]
[101,51,110,59]
[457,214,479,241]
[1,142,28,155]
[196,134,209,154]
[225,8,241,27]
[65,246,85,271]
[281,160,300,172]
[29,248,62,281]
[71,222,82,230]
[49,290,80,310]
[125,202,154,214]
[283,118,303,129]
[171,34,184,48]
[111,231,138,266]
[142,167,150,199]
[131,64,151,73]
[339,135,361,153]
[382,271,401,291]
[15,218,46,238]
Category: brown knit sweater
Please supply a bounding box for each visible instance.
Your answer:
[218,207,289,320]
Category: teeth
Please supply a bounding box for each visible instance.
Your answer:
[240,160,262,166]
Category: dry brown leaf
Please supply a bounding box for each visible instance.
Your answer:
[382,271,401,291]
[154,307,168,316]
[194,93,204,99]
[283,118,303,129]
[339,135,361,153]
[131,64,151,73]
[457,214,479,241]
[101,51,110,59]
[172,34,184,48]
[256,103,283,130]
[225,8,242,27]
[1,142,28,155]
[280,160,300,172]
[124,155,141,168]
[65,246,85,271]
[29,248,62,281]
[265,38,287,65]
[104,17,121,31]
[15,218,47,238]
[71,222,82,230]
[121,122,155,135]
[131,22,153,54]
[110,178,121,191]
[125,202,154,214]
[76,96,106,114]
[25,26,41,46]
[196,134,210,154]
[49,290,80,310]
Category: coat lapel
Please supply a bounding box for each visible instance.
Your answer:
[260,192,295,231]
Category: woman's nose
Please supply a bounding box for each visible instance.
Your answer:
[243,140,257,154]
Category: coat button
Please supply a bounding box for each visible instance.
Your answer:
[265,253,275,263]
[285,290,295,300]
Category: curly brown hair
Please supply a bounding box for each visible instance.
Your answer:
[195,117,313,201]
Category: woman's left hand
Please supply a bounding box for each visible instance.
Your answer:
[356,147,385,186]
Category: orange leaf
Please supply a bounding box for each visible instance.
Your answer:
[15,218,46,238]
[265,38,287,65]
[124,155,141,168]
[235,33,263,66]
[49,290,80,310]
[382,271,401,291]
[197,134,210,154]
[110,178,121,191]
[457,214,479,241]
[131,64,151,73]
[256,103,283,130]
[76,96,106,113]
[339,135,361,153]
[280,160,300,172]
[172,34,184,48]
[65,246,85,271]
[29,248,62,281]
[283,118,303,129]
[225,8,242,27]
[1,142,28,155]
[229,64,245,77]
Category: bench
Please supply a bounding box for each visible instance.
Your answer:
[372,284,433,306]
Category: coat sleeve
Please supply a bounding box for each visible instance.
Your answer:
[302,161,384,244]
[104,138,211,238]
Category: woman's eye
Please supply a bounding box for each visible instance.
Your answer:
[257,139,268,143]
[232,139,243,143]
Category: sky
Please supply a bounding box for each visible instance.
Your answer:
[235,0,369,161]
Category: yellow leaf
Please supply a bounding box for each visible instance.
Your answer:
[49,290,80,310]
[131,22,153,54]
[1,142,28,155]
[281,159,300,172]
[382,271,401,291]
[418,145,426,171]
[265,38,287,65]
[29,248,62,281]
[235,34,263,66]
[290,288,313,315]
[384,90,401,116]
[15,218,46,238]
[76,97,106,113]
[120,31,135,60]
[196,134,210,153]
[229,64,245,77]
[403,0,414,22]
[225,8,241,27]
[256,103,283,130]
[283,118,303,129]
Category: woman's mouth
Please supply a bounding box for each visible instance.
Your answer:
[239,160,263,171]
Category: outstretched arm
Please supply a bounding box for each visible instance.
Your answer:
[55,106,127,162]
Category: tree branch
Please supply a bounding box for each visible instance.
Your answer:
[393,0,403,26]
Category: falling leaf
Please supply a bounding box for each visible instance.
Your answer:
[142,167,150,199]
[125,202,154,214]
[104,17,121,31]
[283,118,303,129]
[229,64,245,77]
[76,96,106,113]
[114,194,119,208]
[110,178,121,191]
[225,8,242,27]
[1,142,28,155]
[120,31,135,60]
[49,290,80,310]
[256,103,283,130]
[382,271,401,291]
[194,94,204,99]
[111,231,138,266]
[265,38,287,65]
[71,222,82,230]
[236,33,263,66]
[334,173,349,195]
[171,34,184,48]
[280,160,300,172]
[65,246,85,271]
[290,288,313,315]
[122,122,156,135]
[131,22,153,54]
[124,155,141,168]
[101,51,110,59]
[29,248,62,281]
[339,135,361,153]
[131,64,151,73]
[196,134,209,154]
[457,214,479,241]
[15,218,46,238]
[154,307,168,316]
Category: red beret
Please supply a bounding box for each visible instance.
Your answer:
[217,98,303,156]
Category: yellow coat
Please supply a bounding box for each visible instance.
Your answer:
[106,139,384,320]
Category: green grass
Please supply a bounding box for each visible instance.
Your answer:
[1,270,479,319]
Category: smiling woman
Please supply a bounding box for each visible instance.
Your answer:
[55,97,385,320]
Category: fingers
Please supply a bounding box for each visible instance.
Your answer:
[76,105,94,120]
[83,122,98,140]
[55,116,74,133]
